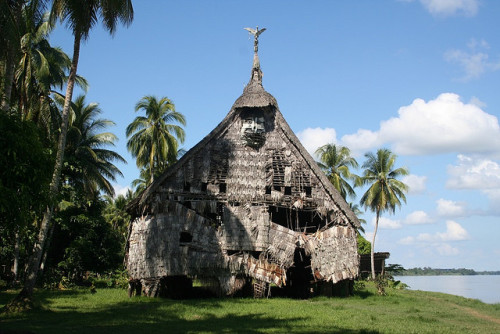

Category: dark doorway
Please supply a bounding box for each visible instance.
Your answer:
[285,248,313,299]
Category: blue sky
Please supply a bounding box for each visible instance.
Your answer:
[49,0,500,271]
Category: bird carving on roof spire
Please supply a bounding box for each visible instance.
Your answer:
[244,26,266,53]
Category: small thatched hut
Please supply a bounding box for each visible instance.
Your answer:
[359,252,390,278]
[125,28,360,298]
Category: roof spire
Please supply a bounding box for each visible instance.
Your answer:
[244,26,266,83]
[233,26,277,109]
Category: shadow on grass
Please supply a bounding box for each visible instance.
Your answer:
[353,289,376,299]
[0,291,381,334]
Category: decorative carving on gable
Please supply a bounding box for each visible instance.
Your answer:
[240,110,266,148]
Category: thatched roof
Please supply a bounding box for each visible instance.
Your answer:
[128,42,359,230]
[233,59,278,109]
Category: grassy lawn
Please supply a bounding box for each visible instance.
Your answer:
[1,283,499,333]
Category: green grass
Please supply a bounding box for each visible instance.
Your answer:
[1,283,499,333]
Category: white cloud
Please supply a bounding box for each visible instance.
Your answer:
[445,39,500,81]
[113,184,132,198]
[296,127,337,156]
[381,93,500,155]
[420,0,479,17]
[373,216,402,229]
[436,198,466,217]
[405,210,434,225]
[398,221,468,257]
[467,38,489,50]
[446,155,500,215]
[339,93,500,156]
[469,96,487,109]
[339,129,383,157]
[438,220,470,241]
[416,221,469,241]
[398,236,415,245]
[403,174,427,194]
[447,155,500,190]
[436,243,460,256]
[444,49,489,80]
[400,220,469,245]
[483,189,500,214]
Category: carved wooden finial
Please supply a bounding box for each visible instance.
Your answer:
[244,26,266,81]
[244,26,266,54]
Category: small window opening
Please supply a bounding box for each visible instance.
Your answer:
[284,186,292,195]
[180,231,193,243]
[226,250,241,256]
[219,183,227,193]
[269,205,327,231]
[304,186,312,197]
[273,185,281,192]
[265,186,272,195]
[183,182,191,192]
[201,182,208,192]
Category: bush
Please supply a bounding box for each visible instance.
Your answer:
[87,270,129,289]
[389,279,409,290]
[353,280,366,292]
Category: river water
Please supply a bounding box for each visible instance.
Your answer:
[394,275,500,304]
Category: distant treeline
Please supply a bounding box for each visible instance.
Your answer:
[393,267,500,276]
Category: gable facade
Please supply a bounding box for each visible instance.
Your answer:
[126,39,359,298]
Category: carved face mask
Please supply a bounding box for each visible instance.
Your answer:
[241,117,265,135]
[241,116,265,148]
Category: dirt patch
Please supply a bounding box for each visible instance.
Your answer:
[455,304,500,325]
[428,295,500,325]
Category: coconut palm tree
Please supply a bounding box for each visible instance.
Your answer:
[15,0,133,303]
[131,167,151,194]
[357,148,409,279]
[131,147,187,193]
[62,95,125,198]
[315,144,359,200]
[12,3,78,138]
[1,1,55,112]
[349,202,366,233]
[103,190,133,242]
[126,96,186,184]
[0,0,24,112]
[1,1,89,133]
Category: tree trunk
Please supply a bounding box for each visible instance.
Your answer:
[11,227,20,281]
[17,33,81,300]
[1,48,16,112]
[370,211,380,280]
[1,2,22,112]
[39,220,56,280]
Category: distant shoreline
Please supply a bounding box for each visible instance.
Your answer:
[393,267,500,276]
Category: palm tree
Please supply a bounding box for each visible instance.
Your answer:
[131,167,151,194]
[131,147,187,193]
[13,3,75,137]
[315,144,358,200]
[62,95,125,198]
[16,0,133,302]
[357,148,409,279]
[126,96,186,184]
[103,190,133,242]
[349,202,366,233]
[1,0,54,112]
[0,0,24,112]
